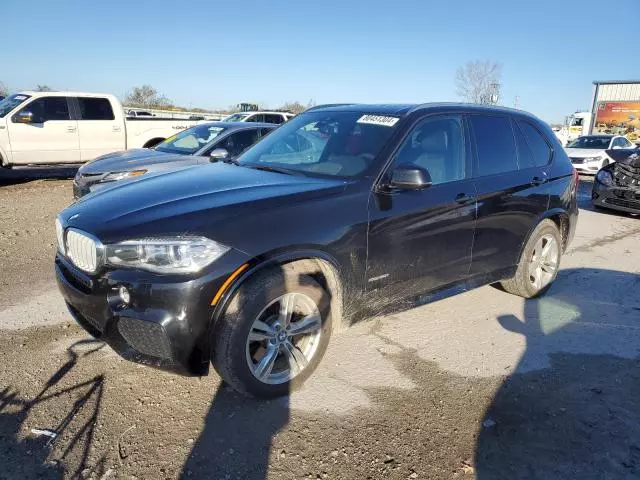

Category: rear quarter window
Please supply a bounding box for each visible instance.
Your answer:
[469,114,518,176]
[517,120,552,167]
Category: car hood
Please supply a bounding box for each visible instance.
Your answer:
[61,163,346,242]
[605,149,640,166]
[79,149,207,174]
[565,148,605,158]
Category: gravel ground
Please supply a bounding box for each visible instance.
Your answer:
[0,173,639,479]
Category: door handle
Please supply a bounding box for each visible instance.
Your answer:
[112,126,121,132]
[67,126,76,133]
[455,193,475,204]
[531,176,547,186]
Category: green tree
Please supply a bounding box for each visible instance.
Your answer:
[35,85,54,92]
[0,82,9,97]
[279,101,307,114]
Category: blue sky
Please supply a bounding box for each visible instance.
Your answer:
[3,0,639,122]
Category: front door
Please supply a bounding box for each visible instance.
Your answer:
[367,114,476,299]
[8,96,80,165]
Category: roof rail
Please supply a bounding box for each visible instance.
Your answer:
[305,103,358,112]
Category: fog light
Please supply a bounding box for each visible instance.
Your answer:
[118,286,131,305]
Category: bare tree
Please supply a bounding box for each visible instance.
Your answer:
[35,85,54,92]
[455,60,502,104]
[0,82,8,97]
[279,101,307,114]
[124,85,171,109]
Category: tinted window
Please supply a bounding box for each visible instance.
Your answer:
[220,129,260,156]
[392,115,466,185]
[247,114,265,123]
[77,97,114,120]
[566,136,611,149]
[18,97,70,122]
[0,94,31,118]
[259,127,274,137]
[264,114,284,124]
[513,122,536,170]
[470,115,518,176]
[517,121,552,167]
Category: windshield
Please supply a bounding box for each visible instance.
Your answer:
[224,113,251,122]
[0,93,31,118]
[154,124,226,155]
[566,136,611,149]
[236,111,400,178]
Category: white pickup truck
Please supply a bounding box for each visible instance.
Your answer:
[0,91,201,167]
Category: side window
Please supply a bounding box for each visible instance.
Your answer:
[247,114,265,123]
[513,121,536,170]
[469,115,518,176]
[264,114,283,124]
[259,128,273,137]
[77,97,115,120]
[392,114,466,185]
[18,97,70,122]
[517,120,552,167]
[624,138,634,148]
[221,129,260,156]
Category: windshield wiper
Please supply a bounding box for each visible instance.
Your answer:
[243,164,295,175]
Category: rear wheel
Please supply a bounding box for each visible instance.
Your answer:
[501,219,562,298]
[212,265,333,398]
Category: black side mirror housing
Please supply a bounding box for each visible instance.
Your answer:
[390,166,432,190]
[210,148,229,161]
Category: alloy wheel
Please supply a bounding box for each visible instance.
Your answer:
[528,234,559,291]
[246,292,322,385]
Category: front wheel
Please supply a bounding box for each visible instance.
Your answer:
[501,219,562,298]
[212,265,333,398]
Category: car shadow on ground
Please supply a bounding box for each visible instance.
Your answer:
[0,165,79,186]
[0,339,106,479]
[475,267,640,479]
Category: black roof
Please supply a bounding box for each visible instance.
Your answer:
[308,103,540,121]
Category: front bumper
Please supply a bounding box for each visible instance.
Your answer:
[571,161,602,175]
[592,181,640,214]
[55,250,251,375]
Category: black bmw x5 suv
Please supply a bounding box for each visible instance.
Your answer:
[55,103,578,398]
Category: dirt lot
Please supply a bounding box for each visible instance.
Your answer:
[1,172,639,479]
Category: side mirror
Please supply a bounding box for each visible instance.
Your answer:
[14,111,34,124]
[210,148,229,161]
[390,166,432,190]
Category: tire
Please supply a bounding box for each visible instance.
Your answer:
[501,219,562,299]
[212,265,333,398]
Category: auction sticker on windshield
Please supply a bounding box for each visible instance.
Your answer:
[357,115,399,127]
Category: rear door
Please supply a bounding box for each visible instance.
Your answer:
[73,97,125,161]
[8,96,80,164]
[468,113,550,277]
[367,113,477,297]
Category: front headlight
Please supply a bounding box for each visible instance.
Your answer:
[595,169,614,186]
[105,236,228,274]
[103,170,147,182]
[55,217,65,254]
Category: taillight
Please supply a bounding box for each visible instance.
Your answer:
[571,167,579,195]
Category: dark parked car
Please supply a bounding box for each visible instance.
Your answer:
[55,103,579,398]
[592,147,640,214]
[72,122,276,198]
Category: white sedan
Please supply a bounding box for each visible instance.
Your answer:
[565,135,635,174]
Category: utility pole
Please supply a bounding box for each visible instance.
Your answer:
[513,95,520,109]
